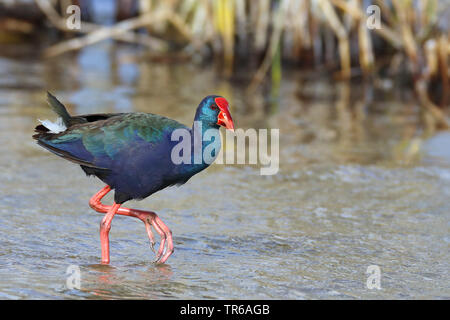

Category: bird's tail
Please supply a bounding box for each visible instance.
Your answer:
[33,92,73,136]
[46,91,72,127]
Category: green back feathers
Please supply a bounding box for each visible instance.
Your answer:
[50,113,187,159]
[43,92,188,160]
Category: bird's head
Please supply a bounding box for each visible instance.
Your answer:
[196,95,234,132]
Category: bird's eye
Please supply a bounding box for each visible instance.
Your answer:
[210,104,218,110]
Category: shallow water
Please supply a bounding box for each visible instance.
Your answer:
[0,42,449,299]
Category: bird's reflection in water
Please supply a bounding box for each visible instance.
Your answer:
[81,262,174,299]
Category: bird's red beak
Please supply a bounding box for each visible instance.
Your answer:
[215,97,234,132]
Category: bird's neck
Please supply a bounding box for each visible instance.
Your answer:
[189,119,221,166]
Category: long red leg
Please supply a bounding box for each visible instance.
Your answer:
[100,202,121,264]
[89,186,174,264]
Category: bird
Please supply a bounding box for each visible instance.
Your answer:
[33,92,234,264]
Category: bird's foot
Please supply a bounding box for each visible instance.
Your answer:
[143,218,156,253]
[90,186,174,264]
[127,208,174,264]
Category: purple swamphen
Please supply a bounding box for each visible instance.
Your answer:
[33,92,234,264]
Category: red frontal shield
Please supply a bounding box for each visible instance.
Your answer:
[215,97,234,131]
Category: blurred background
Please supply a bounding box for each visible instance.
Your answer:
[0,0,449,299]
